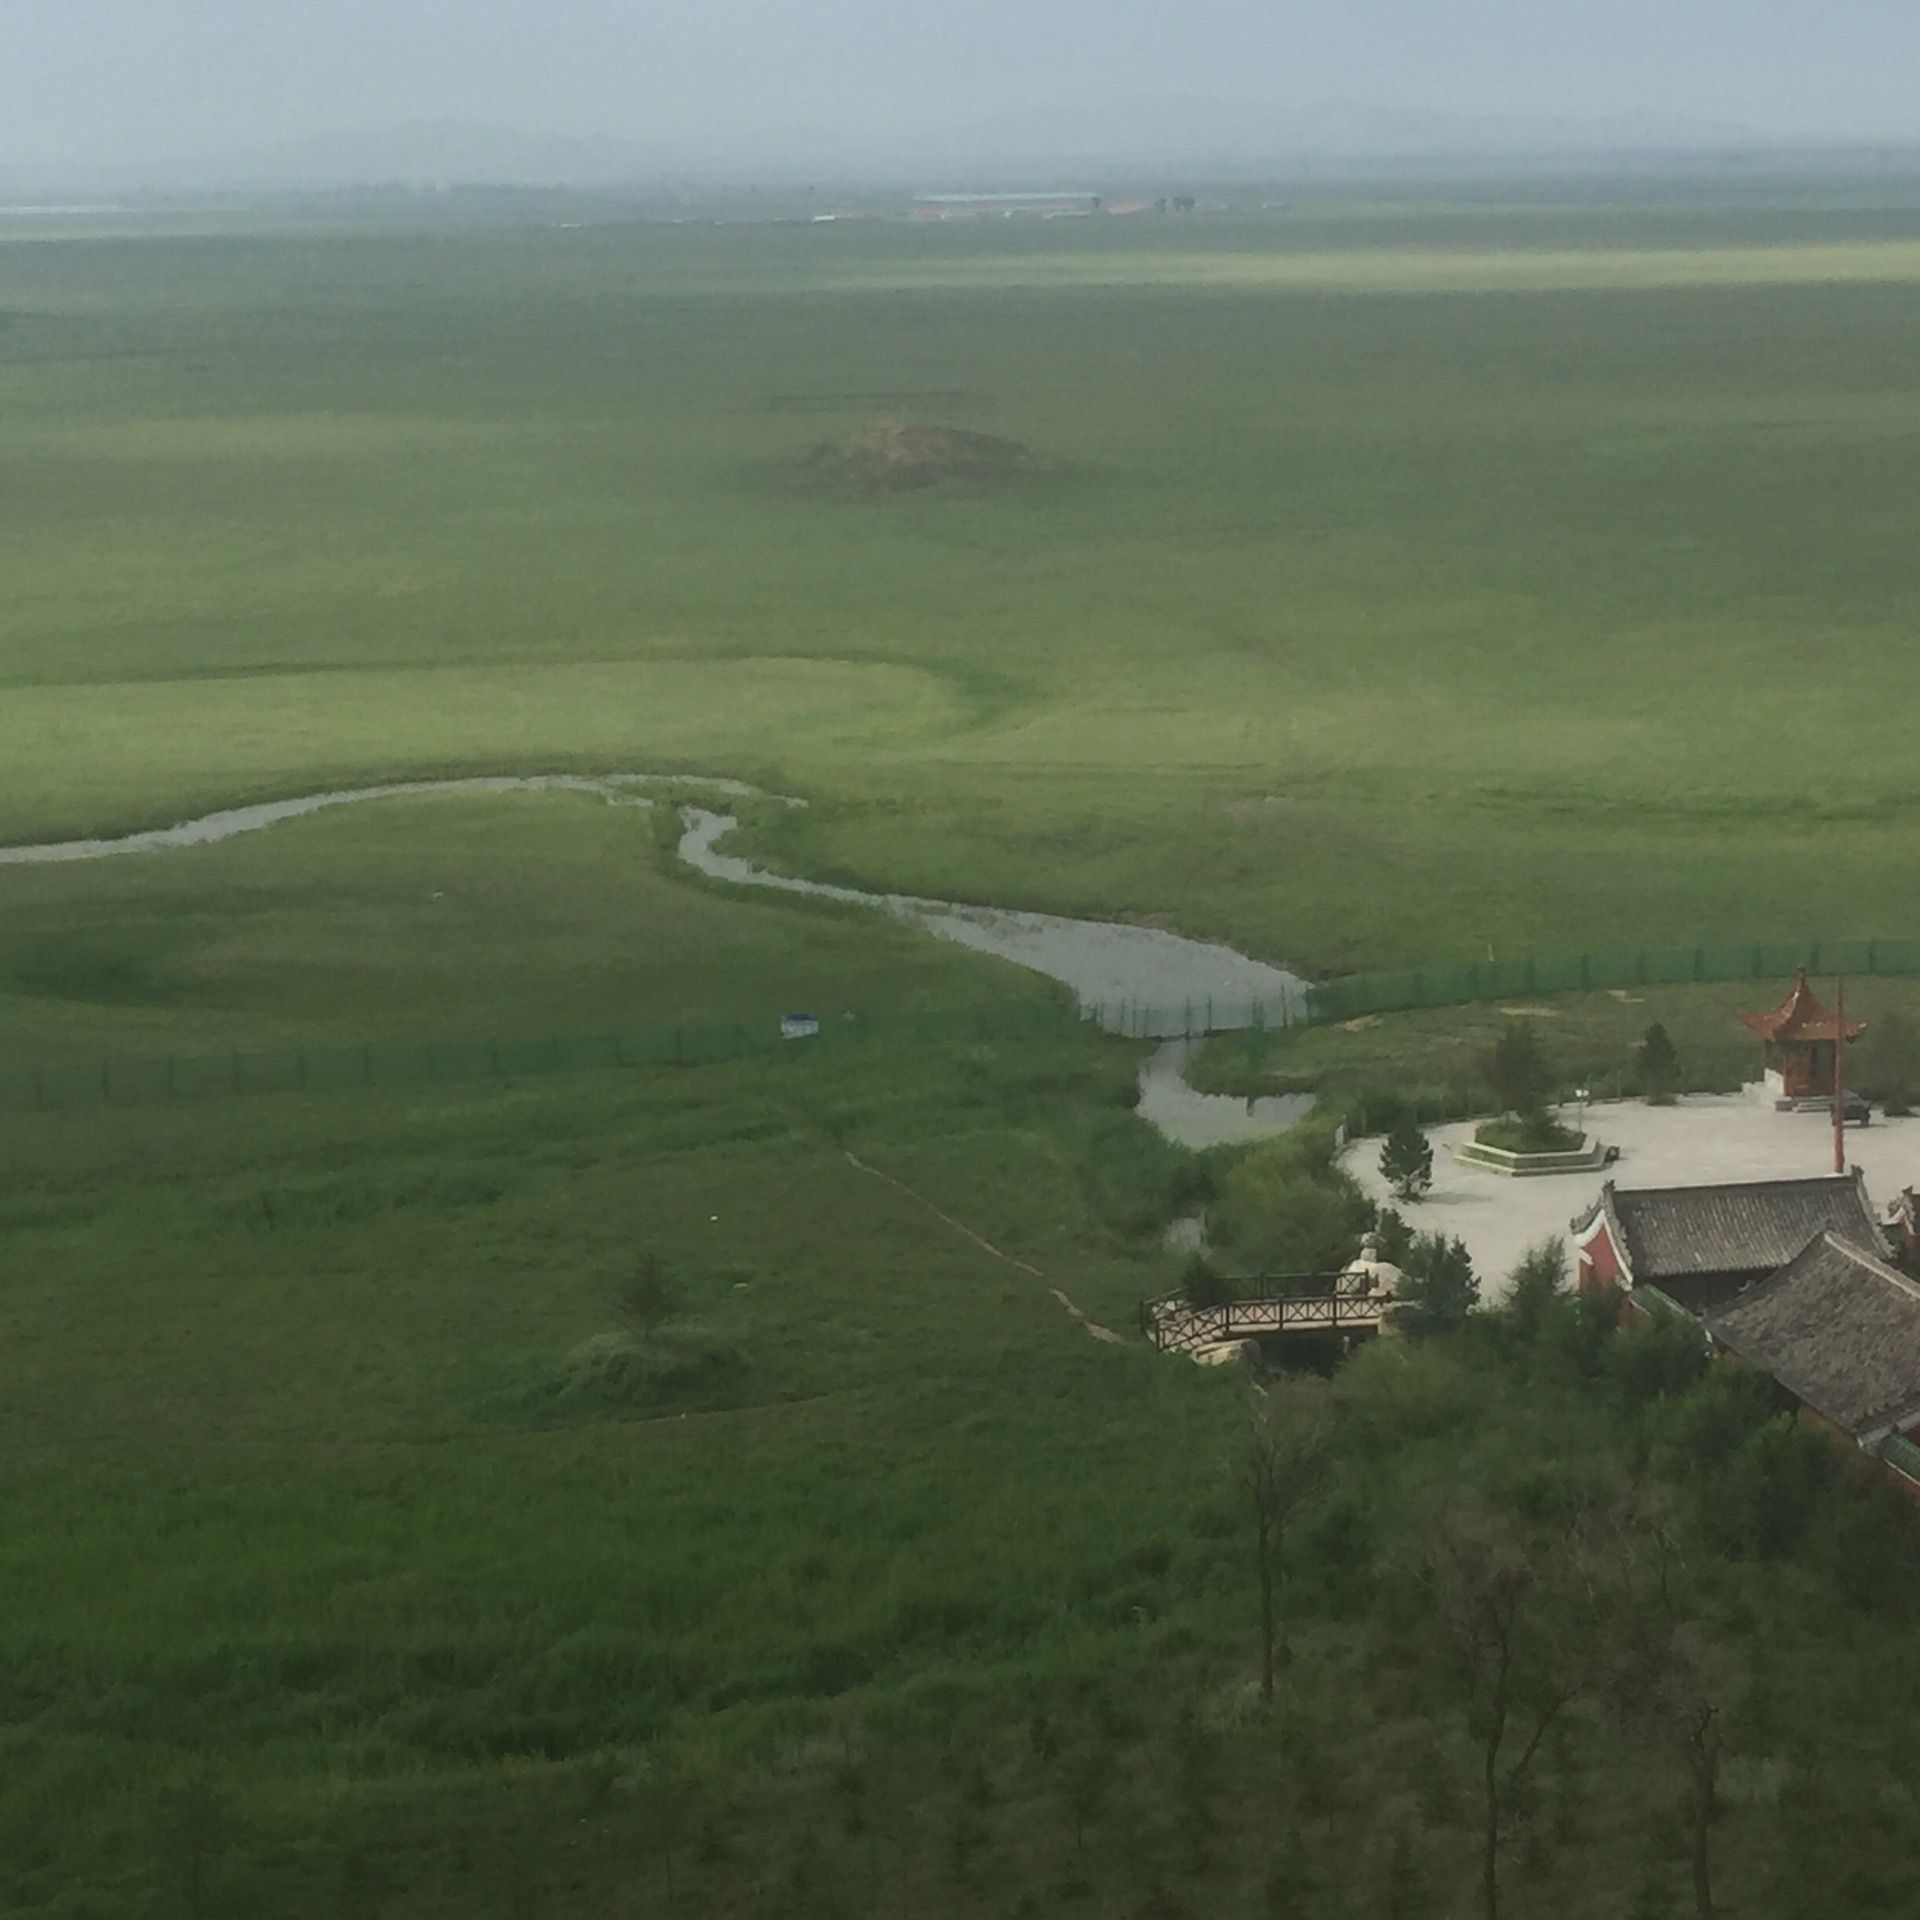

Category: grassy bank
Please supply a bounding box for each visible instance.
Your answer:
[1187,976,1920,1117]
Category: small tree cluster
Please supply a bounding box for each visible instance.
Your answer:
[1214,1126,1373,1276]
[1856,1007,1920,1116]
[1398,1233,1479,1332]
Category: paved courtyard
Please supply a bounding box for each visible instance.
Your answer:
[1345,1090,1920,1302]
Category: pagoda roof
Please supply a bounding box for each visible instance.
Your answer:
[1736,968,1866,1044]
[1706,1231,1920,1441]
[1572,1171,1884,1284]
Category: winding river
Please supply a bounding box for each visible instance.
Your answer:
[0,772,1314,1145]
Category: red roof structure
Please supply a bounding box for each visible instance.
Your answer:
[1737,968,1865,1045]
[1737,968,1866,1104]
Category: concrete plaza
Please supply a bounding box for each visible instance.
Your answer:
[1346,1090,1920,1302]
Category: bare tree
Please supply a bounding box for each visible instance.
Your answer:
[1615,1583,1730,1918]
[1241,1386,1335,1706]
[1664,1631,1727,1920]
[1418,1499,1628,1920]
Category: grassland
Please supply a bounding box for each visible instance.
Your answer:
[13,191,1920,1915]
[13,1047,1920,1917]
[11,200,1920,972]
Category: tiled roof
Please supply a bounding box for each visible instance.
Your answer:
[1707,1232,1920,1438]
[1578,1172,1883,1281]
[1737,968,1865,1044]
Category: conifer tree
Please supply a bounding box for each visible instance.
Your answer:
[1379,1113,1435,1203]
[1637,1023,1682,1105]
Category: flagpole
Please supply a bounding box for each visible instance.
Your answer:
[1834,972,1847,1176]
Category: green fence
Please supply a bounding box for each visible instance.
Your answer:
[10,935,1917,1116]
[1304,937,1920,1025]
[3,1001,1072,1116]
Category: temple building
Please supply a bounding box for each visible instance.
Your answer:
[1737,968,1864,1104]
[1706,1232,1920,1492]
[1571,1171,1885,1314]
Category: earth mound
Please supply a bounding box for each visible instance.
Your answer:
[812,421,1031,494]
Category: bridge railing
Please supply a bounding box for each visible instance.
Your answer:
[1142,1282,1393,1352]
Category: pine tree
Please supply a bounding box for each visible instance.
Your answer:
[1399,1234,1480,1331]
[1486,1021,1552,1116]
[1637,1023,1682,1105]
[1379,1114,1434,1203]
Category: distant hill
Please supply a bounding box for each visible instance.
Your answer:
[3,103,1882,201]
[105,121,683,192]
[905,95,1771,183]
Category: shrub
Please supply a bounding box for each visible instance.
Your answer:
[617,1255,681,1333]
[543,1327,745,1418]
[1181,1256,1231,1309]
[1857,1007,1920,1112]
[1502,1239,1568,1340]
[1346,1087,1408,1137]
[1473,1112,1582,1154]
[1605,1310,1708,1407]
[1373,1206,1415,1267]
[1213,1138,1371,1277]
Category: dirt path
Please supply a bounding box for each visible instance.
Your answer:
[842,1151,1127,1345]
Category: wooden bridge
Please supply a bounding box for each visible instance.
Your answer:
[1140,1286,1395,1357]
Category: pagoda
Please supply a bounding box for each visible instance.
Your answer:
[1737,969,1865,1104]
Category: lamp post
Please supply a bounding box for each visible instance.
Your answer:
[1575,1086,1591,1134]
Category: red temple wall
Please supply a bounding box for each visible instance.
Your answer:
[1576,1224,1626,1296]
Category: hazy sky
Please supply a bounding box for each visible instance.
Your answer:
[6,0,1918,167]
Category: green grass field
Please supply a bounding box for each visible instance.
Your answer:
[14,191,1920,1915]
[11,199,1920,973]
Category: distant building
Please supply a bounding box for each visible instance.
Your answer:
[913,192,1103,220]
[1706,1230,1920,1474]
[1737,968,1865,1104]
[1571,1171,1885,1314]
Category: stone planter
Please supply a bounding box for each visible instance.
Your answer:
[1453,1135,1609,1177]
